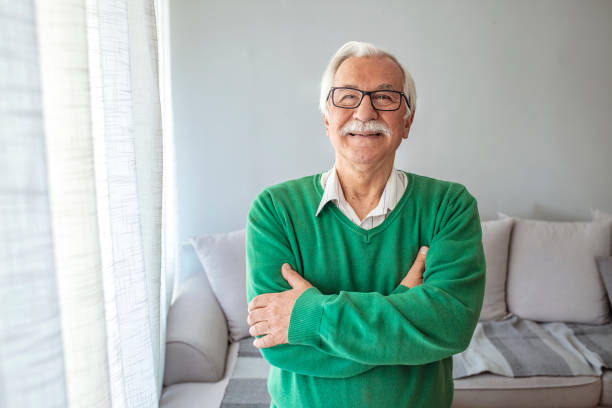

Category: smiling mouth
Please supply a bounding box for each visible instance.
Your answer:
[349,132,383,137]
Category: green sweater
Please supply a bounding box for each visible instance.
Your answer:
[245,170,486,408]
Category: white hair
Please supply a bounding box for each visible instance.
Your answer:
[319,41,417,120]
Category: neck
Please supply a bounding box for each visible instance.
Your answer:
[334,158,394,209]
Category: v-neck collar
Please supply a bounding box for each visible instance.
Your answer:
[313,170,415,242]
[315,165,402,222]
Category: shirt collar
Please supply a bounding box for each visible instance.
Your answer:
[315,165,343,217]
[315,165,399,218]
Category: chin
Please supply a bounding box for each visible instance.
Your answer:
[345,152,385,165]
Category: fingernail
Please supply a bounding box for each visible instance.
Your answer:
[420,247,428,254]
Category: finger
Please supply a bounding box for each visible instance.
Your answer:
[417,246,428,261]
[248,294,269,312]
[249,321,270,337]
[254,334,275,349]
[408,246,428,273]
[247,308,267,326]
[281,263,301,286]
[415,246,429,265]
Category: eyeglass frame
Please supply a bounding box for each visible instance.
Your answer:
[327,86,411,112]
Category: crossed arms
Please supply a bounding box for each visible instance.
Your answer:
[245,184,486,378]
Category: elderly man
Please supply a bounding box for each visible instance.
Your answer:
[245,41,486,408]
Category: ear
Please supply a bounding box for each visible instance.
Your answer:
[323,113,330,135]
[402,107,415,139]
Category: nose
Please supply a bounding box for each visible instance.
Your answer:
[353,94,379,122]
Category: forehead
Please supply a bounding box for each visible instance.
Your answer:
[333,56,404,91]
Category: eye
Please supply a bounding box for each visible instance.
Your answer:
[374,94,392,101]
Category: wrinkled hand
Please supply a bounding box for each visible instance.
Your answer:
[400,246,428,288]
[247,263,314,348]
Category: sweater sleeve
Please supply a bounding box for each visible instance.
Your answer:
[288,184,486,366]
[245,189,376,378]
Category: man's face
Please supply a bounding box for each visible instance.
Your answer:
[323,56,413,169]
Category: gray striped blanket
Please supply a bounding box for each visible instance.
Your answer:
[220,315,612,407]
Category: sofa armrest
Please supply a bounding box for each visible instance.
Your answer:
[164,270,229,385]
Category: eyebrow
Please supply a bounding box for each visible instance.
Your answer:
[375,83,395,90]
[340,83,396,90]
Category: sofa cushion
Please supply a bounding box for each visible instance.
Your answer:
[190,229,249,343]
[601,369,612,407]
[453,372,602,408]
[160,341,240,408]
[479,218,514,321]
[498,212,612,324]
[597,256,612,310]
[164,273,228,385]
[593,208,612,255]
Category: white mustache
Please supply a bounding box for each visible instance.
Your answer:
[341,120,390,137]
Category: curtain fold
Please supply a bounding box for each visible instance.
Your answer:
[1,0,175,406]
[155,0,178,396]
[0,1,68,406]
[36,1,113,405]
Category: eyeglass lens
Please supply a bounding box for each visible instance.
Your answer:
[333,88,402,110]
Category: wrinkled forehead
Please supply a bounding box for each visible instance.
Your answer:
[333,56,405,91]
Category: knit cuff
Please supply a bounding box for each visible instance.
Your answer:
[288,286,326,347]
[390,284,410,295]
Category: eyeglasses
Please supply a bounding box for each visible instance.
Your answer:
[327,87,410,111]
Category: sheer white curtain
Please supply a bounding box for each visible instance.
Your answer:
[0,0,177,406]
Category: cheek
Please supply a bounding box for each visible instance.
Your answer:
[386,117,405,135]
[327,110,352,131]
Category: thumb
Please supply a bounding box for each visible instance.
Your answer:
[281,263,304,288]
[418,246,428,259]
[413,246,428,267]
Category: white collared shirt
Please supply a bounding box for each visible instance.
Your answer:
[315,165,408,230]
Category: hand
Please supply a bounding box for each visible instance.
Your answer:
[399,246,428,288]
[247,263,314,348]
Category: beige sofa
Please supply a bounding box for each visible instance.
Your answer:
[160,210,612,408]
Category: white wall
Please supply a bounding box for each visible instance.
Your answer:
[170,0,612,246]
